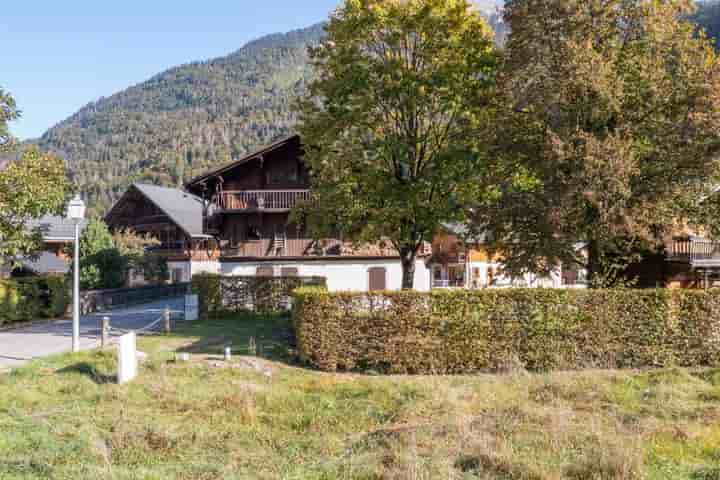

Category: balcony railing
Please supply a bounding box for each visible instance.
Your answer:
[432,279,467,289]
[214,190,311,212]
[668,237,720,265]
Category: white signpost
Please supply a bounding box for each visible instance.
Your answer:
[117,331,138,384]
[184,294,199,321]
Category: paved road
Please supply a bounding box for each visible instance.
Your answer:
[0,297,185,369]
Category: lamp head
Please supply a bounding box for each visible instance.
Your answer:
[66,194,86,222]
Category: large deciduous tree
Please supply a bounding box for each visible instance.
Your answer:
[477,0,720,285]
[297,0,499,289]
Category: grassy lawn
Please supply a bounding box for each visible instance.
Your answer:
[1,315,720,479]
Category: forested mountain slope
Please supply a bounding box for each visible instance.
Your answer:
[36,24,325,214]
[34,13,509,215]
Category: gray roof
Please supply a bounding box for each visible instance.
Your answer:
[131,183,206,238]
[25,215,87,242]
[20,251,70,274]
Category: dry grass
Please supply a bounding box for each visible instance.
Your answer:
[1,314,720,479]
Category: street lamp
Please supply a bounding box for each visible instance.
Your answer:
[66,194,86,353]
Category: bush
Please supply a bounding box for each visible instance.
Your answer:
[292,288,720,374]
[0,276,69,326]
[192,274,326,318]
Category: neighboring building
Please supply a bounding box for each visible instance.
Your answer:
[1,215,86,277]
[664,235,720,288]
[429,223,587,289]
[104,183,220,284]
[185,135,431,292]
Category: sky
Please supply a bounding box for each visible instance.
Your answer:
[2,0,340,140]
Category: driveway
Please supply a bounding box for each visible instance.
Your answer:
[0,297,185,368]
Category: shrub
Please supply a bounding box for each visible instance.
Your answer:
[0,276,69,326]
[292,288,720,374]
[192,274,326,318]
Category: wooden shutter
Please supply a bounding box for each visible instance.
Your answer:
[368,267,387,291]
[281,267,298,277]
[257,266,274,277]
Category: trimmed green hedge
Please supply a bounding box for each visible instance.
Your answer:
[0,277,69,326]
[192,274,326,317]
[292,288,720,374]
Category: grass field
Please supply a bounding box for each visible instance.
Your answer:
[1,314,720,479]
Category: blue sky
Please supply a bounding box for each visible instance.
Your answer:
[2,0,340,139]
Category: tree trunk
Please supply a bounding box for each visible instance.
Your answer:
[586,238,600,288]
[399,246,417,290]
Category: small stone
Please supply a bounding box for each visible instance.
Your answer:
[136,351,148,363]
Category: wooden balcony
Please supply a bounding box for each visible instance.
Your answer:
[668,237,720,268]
[214,190,311,212]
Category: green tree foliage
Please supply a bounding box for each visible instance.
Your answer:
[77,219,126,290]
[477,0,720,285]
[113,229,168,285]
[0,146,70,265]
[298,0,499,289]
[75,221,171,289]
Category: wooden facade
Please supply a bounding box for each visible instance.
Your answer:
[186,135,398,261]
[105,184,215,262]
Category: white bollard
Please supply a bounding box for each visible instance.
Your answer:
[117,332,138,384]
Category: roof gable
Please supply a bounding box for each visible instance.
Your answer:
[106,184,206,238]
[25,215,87,242]
[185,135,301,190]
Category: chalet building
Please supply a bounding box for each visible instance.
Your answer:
[429,224,588,289]
[1,215,87,278]
[662,235,720,288]
[105,183,219,284]
[184,135,432,292]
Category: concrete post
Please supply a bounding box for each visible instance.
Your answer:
[101,316,110,348]
[164,307,171,335]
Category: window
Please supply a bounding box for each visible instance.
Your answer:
[281,267,298,277]
[257,266,274,277]
[171,268,185,284]
[368,267,387,291]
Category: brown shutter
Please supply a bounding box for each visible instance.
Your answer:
[281,267,298,277]
[368,267,387,291]
[257,266,274,277]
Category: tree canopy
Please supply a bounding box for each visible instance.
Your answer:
[475,0,720,285]
[298,0,499,288]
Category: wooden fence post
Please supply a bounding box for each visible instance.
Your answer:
[101,316,110,348]
[164,307,171,335]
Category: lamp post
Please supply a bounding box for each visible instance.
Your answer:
[66,194,86,353]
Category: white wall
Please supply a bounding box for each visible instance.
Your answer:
[168,260,220,283]
[221,258,431,292]
[191,260,220,276]
[167,261,191,283]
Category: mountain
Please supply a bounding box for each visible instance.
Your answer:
[36,24,326,214]
[35,13,509,215]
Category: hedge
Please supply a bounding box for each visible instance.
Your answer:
[192,274,326,317]
[0,276,69,326]
[292,288,720,374]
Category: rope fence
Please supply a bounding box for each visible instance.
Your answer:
[99,306,185,347]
